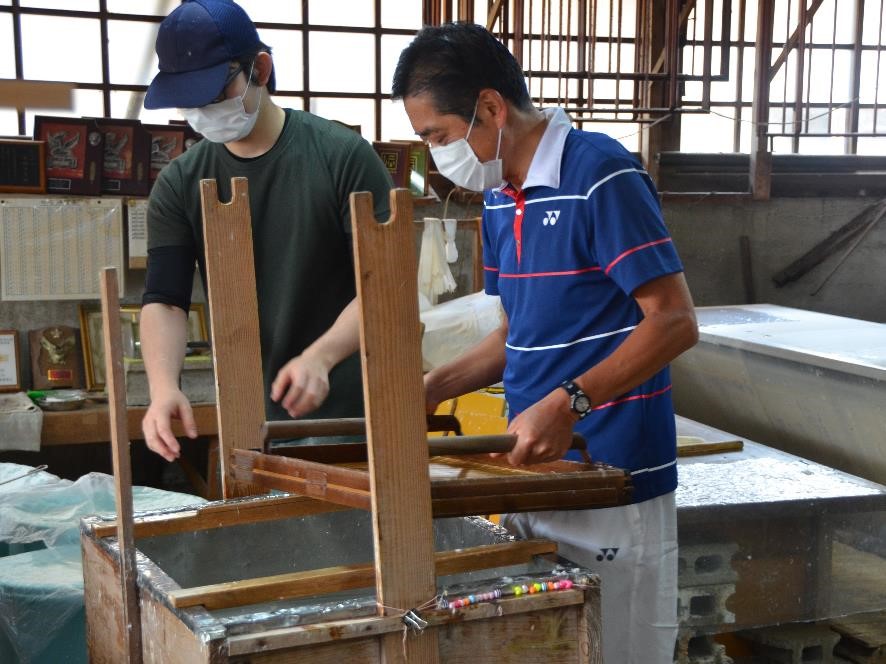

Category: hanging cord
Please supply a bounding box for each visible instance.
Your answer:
[609,95,861,142]
[377,596,440,658]
[442,184,458,220]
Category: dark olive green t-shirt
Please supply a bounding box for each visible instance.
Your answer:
[145,110,392,421]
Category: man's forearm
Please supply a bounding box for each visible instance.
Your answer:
[140,302,189,396]
[424,322,508,406]
[300,298,361,372]
[573,274,698,406]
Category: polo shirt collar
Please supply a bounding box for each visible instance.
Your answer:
[520,107,573,191]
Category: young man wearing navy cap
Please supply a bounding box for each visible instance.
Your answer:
[140,0,392,461]
[393,23,698,662]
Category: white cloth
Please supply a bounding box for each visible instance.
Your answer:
[417,217,456,306]
[0,392,43,452]
[501,491,678,664]
[419,292,504,371]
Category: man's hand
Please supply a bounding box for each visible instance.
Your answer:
[270,354,331,418]
[506,388,578,466]
[142,388,197,462]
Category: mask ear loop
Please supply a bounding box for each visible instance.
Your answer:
[466,97,503,161]
[465,99,480,138]
[240,60,257,101]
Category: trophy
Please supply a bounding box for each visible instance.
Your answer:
[29,326,84,390]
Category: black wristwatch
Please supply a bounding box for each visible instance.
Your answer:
[561,380,591,419]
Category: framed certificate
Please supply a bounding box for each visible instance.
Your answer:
[372,141,411,188]
[0,330,21,392]
[79,303,208,390]
[33,115,105,195]
[94,118,152,196]
[143,123,201,182]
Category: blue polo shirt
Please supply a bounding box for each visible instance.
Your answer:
[482,108,683,503]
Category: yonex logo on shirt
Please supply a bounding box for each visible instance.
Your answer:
[596,547,619,562]
[542,210,560,226]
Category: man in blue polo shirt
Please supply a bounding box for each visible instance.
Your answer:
[394,23,698,663]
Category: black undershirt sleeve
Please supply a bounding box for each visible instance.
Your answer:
[142,245,197,312]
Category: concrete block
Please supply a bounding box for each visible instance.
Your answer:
[740,623,841,664]
[831,611,886,663]
[674,632,735,664]
[678,583,736,627]
[679,542,739,587]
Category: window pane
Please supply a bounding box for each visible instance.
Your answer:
[259,29,303,92]
[271,94,305,111]
[110,90,182,124]
[24,88,104,136]
[381,0,421,30]
[107,0,176,15]
[20,0,97,8]
[380,35,413,94]
[680,112,737,152]
[0,109,19,137]
[0,15,14,78]
[108,20,160,86]
[381,99,418,142]
[309,32,374,94]
[308,0,372,27]
[309,97,374,141]
[857,138,885,156]
[238,0,301,24]
[21,15,102,83]
[798,136,844,155]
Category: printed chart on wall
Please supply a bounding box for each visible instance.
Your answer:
[0,197,124,300]
[127,198,148,269]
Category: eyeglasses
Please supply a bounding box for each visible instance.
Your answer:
[208,63,245,105]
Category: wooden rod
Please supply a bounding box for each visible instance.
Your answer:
[100,267,142,663]
[261,413,462,443]
[90,494,350,540]
[168,539,557,610]
[428,433,587,456]
[263,422,586,456]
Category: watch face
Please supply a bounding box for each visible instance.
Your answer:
[573,394,591,414]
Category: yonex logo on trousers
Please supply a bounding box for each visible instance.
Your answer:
[596,547,619,561]
[542,210,561,226]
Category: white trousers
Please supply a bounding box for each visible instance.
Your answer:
[500,491,678,664]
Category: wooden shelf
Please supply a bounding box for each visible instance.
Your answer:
[40,401,217,446]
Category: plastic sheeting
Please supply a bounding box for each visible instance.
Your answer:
[0,544,85,664]
[0,468,204,547]
[0,464,206,663]
[420,291,504,371]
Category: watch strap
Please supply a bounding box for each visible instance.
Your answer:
[560,380,590,419]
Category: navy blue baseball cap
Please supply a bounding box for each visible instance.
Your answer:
[144,0,275,110]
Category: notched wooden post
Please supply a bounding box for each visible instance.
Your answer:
[350,188,440,663]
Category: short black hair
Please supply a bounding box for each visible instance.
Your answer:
[391,22,532,121]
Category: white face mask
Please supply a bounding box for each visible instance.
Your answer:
[429,101,503,192]
[180,67,261,144]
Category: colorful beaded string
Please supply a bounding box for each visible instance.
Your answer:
[442,578,574,610]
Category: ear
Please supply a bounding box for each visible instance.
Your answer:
[254,51,273,87]
[477,88,508,130]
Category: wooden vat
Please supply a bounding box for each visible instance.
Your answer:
[81,501,602,663]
